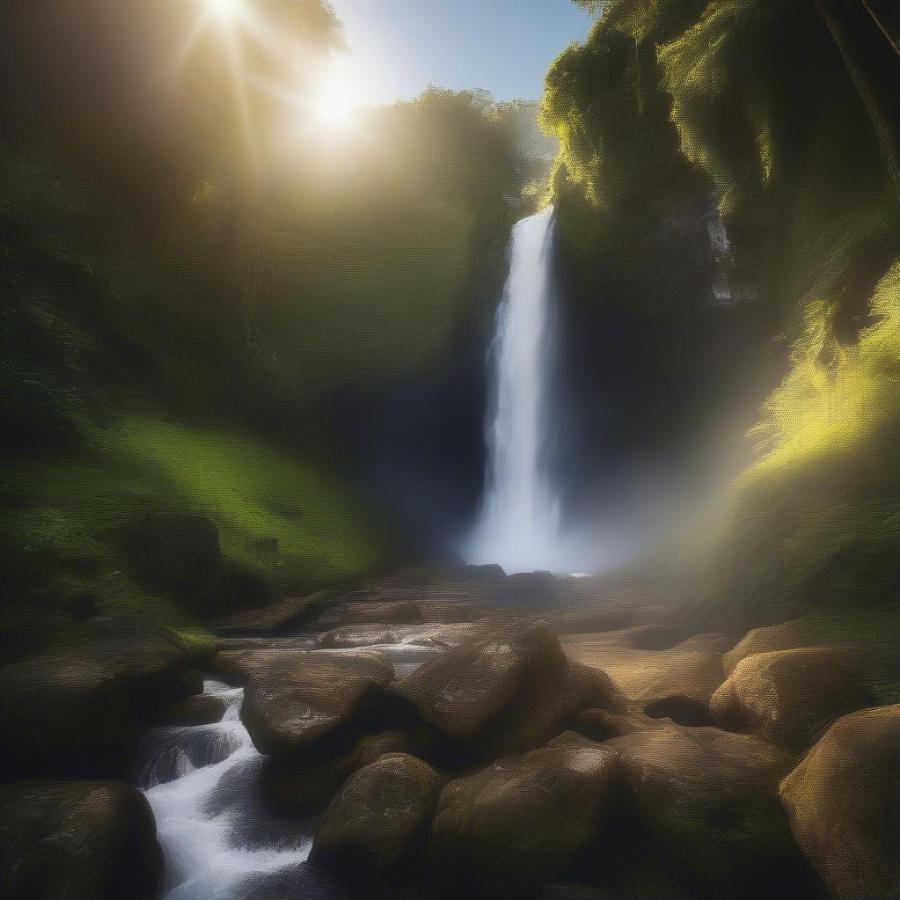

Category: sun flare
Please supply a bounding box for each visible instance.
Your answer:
[307,54,362,136]
[208,0,242,22]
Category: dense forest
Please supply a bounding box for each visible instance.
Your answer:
[1,2,898,899]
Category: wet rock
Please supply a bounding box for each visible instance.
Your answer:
[0,779,163,900]
[315,621,494,650]
[214,591,334,634]
[312,753,443,874]
[0,617,193,778]
[260,728,429,816]
[711,647,867,751]
[563,631,727,712]
[240,650,395,757]
[606,725,824,899]
[431,731,618,886]
[394,621,625,758]
[215,648,315,682]
[779,704,900,900]
[157,693,226,726]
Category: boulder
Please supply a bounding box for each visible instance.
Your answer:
[215,648,315,682]
[563,631,727,723]
[711,647,867,751]
[431,731,618,885]
[261,728,430,816]
[394,620,625,758]
[312,753,443,874]
[214,591,333,634]
[0,779,163,900]
[305,601,425,630]
[722,609,900,696]
[779,704,900,900]
[606,725,824,898]
[240,650,395,757]
[0,616,193,778]
[505,571,563,606]
[157,693,226,726]
[456,563,506,581]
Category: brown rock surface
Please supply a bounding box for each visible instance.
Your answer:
[394,620,625,757]
[0,617,193,778]
[431,732,618,885]
[0,779,163,900]
[213,591,333,633]
[606,725,824,898]
[711,646,867,750]
[312,753,443,873]
[563,631,728,721]
[240,650,394,757]
[779,704,900,900]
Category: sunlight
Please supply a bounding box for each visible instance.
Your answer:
[208,0,242,22]
[307,54,362,137]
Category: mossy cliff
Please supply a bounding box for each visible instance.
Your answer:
[541,0,900,623]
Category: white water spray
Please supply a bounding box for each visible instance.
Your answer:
[466,207,584,573]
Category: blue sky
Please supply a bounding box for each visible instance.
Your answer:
[329,0,594,104]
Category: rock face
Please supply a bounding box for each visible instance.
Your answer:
[606,725,823,898]
[394,621,625,758]
[432,732,618,886]
[240,650,395,757]
[312,753,443,874]
[0,617,193,778]
[780,704,900,900]
[711,647,866,751]
[0,779,163,900]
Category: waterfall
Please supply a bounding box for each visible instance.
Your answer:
[465,207,575,573]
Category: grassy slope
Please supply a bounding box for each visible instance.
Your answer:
[1,408,385,659]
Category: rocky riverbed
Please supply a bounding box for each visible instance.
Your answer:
[2,567,899,899]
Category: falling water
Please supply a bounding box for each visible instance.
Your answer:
[137,680,315,900]
[466,207,576,573]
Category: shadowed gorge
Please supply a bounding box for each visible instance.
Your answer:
[1,1,898,899]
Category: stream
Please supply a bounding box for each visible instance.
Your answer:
[135,642,440,899]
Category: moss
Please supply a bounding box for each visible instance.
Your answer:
[109,411,385,587]
[0,408,386,659]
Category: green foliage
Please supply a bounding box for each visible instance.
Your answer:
[544,2,900,625]
[0,409,386,659]
[542,3,698,212]
[110,412,384,587]
[686,262,900,624]
[0,150,111,450]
